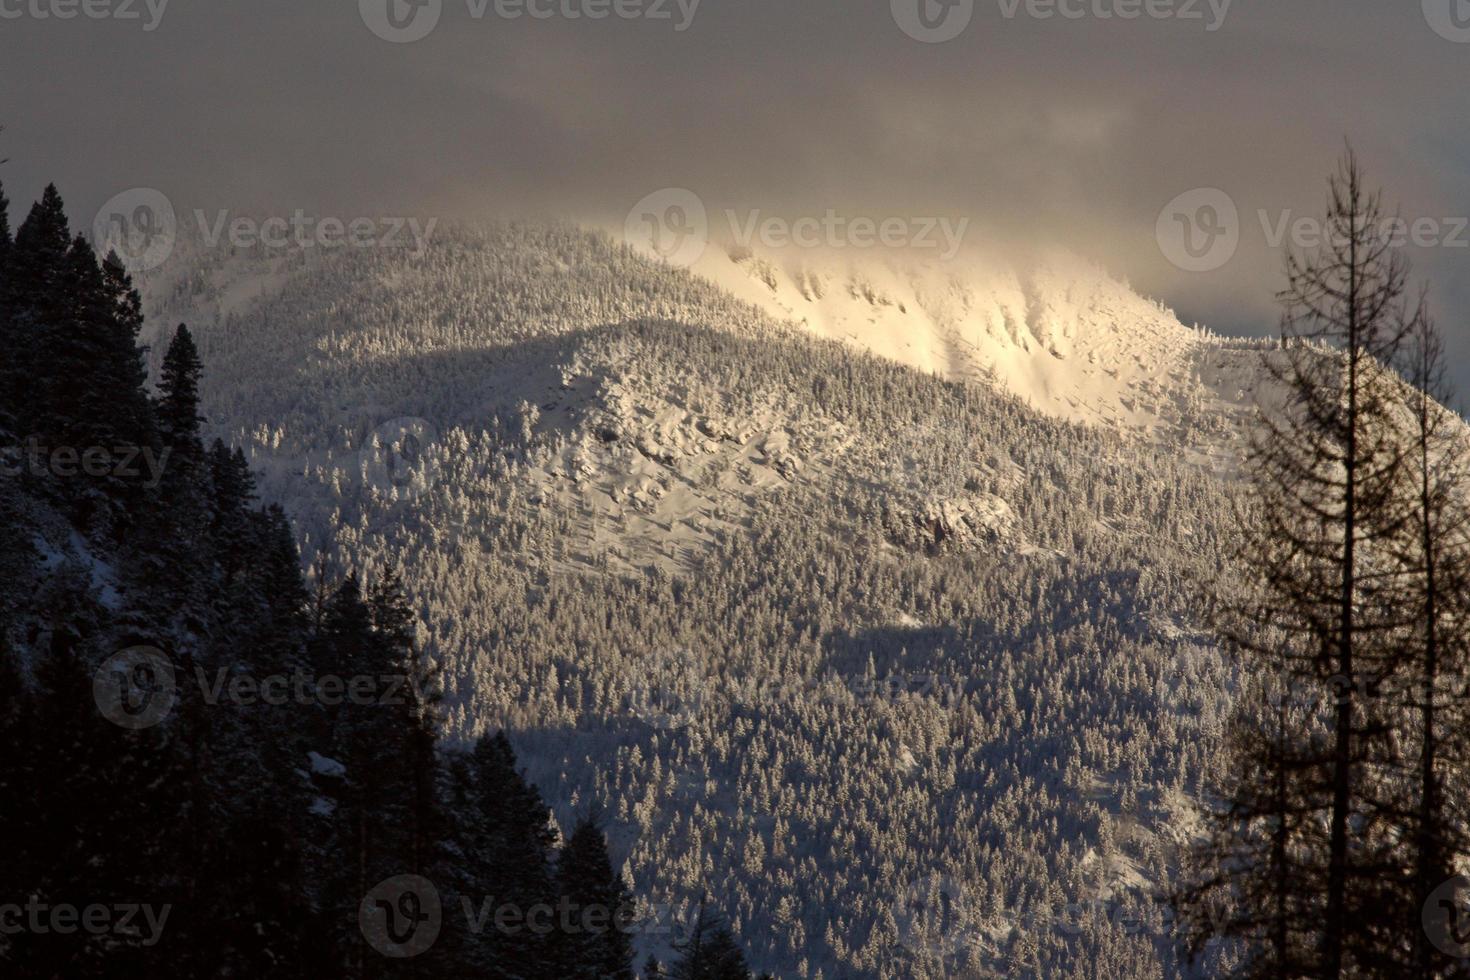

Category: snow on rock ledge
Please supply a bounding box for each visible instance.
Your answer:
[888,492,1017,553]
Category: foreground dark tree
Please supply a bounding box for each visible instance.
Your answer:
[1392,313,1470,976]
[0,181,774,980]
[1176,148,1469,978]
[1272,152,1421,978]
[1175,661,1324,976]
[670,900,753,980]
[556,814,637,980]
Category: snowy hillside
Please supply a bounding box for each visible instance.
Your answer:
[136,223,1258,978]
[683,242,1277,466]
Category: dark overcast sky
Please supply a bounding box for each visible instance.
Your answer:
[3,0,1468,396]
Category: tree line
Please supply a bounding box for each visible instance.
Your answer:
[156,197,1252,975]
[1176,148,1470,978]
[0,180,766,977]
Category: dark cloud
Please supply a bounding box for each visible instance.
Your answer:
[2,0,1466,393]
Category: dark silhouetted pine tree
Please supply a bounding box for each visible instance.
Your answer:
[556,814,637,980]
[670,900,752,980]
[4,185,71,433]
[1177,147,1470,979]
[1391,312,1470,977]
[446,731,561,978]
[0,178,766,980]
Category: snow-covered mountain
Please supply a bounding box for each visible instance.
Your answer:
[684,241,1281,460]
[137,222,1257,977]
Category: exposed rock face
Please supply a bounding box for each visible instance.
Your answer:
[889,492,1017,553]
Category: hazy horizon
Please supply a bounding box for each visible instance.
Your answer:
[4,0,1467,394]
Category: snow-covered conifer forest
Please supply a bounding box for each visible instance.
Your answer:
[149,217,1263,977]
[4,150,1469,977]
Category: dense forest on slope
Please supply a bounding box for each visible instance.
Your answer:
[0,187,768,978]
[137,221,1260,977]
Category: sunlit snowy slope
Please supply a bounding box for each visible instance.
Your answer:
[134,222,1273,978]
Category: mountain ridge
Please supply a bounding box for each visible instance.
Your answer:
[130,221,1252,977]
[677,238,1283,459]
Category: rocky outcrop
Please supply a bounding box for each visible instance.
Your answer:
[888,492,1017,553]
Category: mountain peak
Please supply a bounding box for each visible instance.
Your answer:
[681,240,1266,440]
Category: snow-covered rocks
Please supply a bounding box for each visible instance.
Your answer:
[889,492,1017,553]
